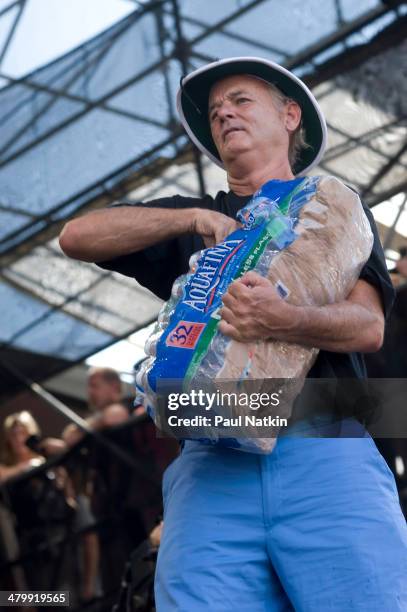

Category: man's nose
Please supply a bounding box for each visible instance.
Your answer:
[217,101,236,121]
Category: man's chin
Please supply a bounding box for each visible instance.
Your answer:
[219,144,252,164]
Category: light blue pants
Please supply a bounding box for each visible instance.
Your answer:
[155,421,407,611]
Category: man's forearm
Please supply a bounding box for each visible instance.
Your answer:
[279,300,384,353]
[220,274,385,352]
[59,206,194,262]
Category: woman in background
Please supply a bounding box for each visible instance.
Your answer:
[0,411,81,598]
[0,411,45,483]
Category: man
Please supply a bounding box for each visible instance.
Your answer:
[61,367,129,600]
[397,247,407,277]
[62,367,129,446]
[59,58,407,610]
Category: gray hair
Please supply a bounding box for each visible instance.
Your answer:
[265,81,311,171]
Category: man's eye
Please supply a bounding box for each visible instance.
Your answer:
[236,97,249,104]
[210,112,218,121]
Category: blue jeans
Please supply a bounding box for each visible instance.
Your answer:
[155,421,407,611]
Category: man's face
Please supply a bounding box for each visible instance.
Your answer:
[208,74,297,166]
[87,373,119,411]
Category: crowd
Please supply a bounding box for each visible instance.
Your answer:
[0,366,177,610]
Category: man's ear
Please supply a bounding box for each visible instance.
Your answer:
[285,101,302,133]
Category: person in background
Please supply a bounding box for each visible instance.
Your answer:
[61,368,129,602]
[0,411,47,483]
[368,244,407,378]
[0,411,47,595]
[0,411,100,603]
[87,367,127,415]
[0,412,79,597]
[390,246,407,287]
[396,247,407,277]
[62,367,129,446]
[61,367,135,601]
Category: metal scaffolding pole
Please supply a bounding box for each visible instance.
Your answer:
[171,0,206,197]
[362,140,407,199]
[0,0,26,67]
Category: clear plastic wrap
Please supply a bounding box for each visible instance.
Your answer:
[137,175,374,453]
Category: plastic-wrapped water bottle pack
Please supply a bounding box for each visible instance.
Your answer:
[136,175,373,453]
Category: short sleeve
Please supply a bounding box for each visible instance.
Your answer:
[359,204,395,319]
[96,196,210,300]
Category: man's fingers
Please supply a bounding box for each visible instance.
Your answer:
[194,210,242,248]
[215,222,239,244]
[240,270,268,287]
[220,306,238,327]
[215,223,229,243]
[221,291,238,309]
[218,319,242,341]
[203,236,216,248]
[227,279,251,298]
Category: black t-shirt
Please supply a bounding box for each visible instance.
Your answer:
[98,187,395,380]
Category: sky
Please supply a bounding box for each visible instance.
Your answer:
[86,322,155,382]
[0,0,139,82]
[0,0,151,376]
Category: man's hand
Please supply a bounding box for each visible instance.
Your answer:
[219,272,384,354]
[190,209,241,247]
[219,271,293,342]
[40,437,67,455]
[99,403,129,427]
[149,520,163,549]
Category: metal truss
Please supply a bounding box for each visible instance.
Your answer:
[383,193,407,251]
[0,0,404,252]
[0,0,406,392]
[0,0,26,67]
[2,241,151,334]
